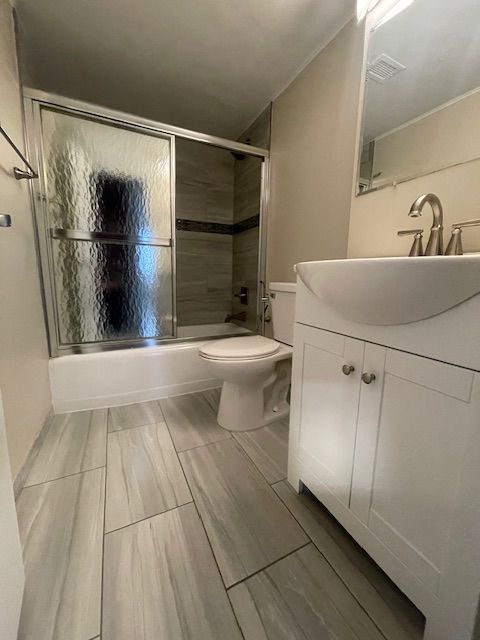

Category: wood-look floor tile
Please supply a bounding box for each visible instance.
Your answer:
[24,410,107,486]
[108,401,165,432]
[105,422,192,532]
[103,503,242,640]
[273,481,425,640]
[179,439,308,587]
[201,387,221,413]
[160,391,230,452]
[17,468,105,640]
[233,418,288,483]
[229,543,385,640]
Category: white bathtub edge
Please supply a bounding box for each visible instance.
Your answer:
[49,340,221,413]
[53,377,220,413]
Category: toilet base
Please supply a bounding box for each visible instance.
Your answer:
[217,358,291,431]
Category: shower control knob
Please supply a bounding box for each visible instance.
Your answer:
[342,364,355,376]
[361,372,376,385]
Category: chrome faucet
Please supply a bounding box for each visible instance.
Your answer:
[408,193,444,255]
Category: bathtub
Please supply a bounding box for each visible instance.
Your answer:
[49,340,222,413]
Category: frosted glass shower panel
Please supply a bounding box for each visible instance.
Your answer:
[52,240,173,344]
[37,106,175,347]
[40,108,172,238]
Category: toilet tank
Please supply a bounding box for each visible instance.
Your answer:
[269,282,296,346]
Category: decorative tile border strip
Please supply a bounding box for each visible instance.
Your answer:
[176,214,259,236]
[233,214,260,234]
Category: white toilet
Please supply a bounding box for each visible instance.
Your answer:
[199,282,296,431]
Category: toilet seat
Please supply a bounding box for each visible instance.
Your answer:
[199,335,280,361]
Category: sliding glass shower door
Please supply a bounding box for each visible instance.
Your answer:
[32,106,175,353]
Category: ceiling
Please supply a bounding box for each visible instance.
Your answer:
[15,0,355,140]
[364,0,480,141]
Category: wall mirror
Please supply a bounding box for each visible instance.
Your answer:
[357,0,480,195]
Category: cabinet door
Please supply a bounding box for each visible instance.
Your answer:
[291,325,364,506]
[367,349,477,595]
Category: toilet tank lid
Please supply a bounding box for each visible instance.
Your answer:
[269,282,296,293]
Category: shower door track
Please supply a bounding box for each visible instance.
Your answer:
[23,88,270,356]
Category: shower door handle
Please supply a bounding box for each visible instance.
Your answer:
[50,228,172,247]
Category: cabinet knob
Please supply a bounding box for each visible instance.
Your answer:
[361,372,376,385]
[342,364,355,376]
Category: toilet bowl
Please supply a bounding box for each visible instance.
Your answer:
[199,282,296,431]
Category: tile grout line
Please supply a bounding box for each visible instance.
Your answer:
[107,419,164,434]
[174,433,232,455]
[226,540,312,591]
[172,432,246,640]
[104,499,195,536]
[107,419,168,437]
[21,464,106,491]
[170,397,308,594]
[272,482,391,640]
[231,431,287,486]
[99,409,109,640]
[102,399,196,536]
[107,398,167,434]
[172,413,313,632]
[155,395,233,455]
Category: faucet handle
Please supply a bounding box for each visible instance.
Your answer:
[445,219,480,255]
[397,228,424,257]
[397,228,423,236]
[450,218,480,229]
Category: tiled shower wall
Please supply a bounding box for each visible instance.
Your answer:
[175,107,271,331]
[175,139,234,326]
[232,107,271,331]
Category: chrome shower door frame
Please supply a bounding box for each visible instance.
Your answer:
[24,95,177,356]
[23,89,270,356]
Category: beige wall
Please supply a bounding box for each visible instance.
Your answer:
[370,89,480,190]
[349,158,480,257]
[0,3,51,478]
[267,18,364,283]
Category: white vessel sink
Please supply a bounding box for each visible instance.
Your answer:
[295,255,480,325]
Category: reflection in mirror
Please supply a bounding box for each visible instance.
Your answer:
[357,0,480,195]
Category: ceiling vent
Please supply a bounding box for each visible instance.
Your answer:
[367,54,406,83]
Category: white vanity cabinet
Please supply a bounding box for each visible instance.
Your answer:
[289,289,480,640]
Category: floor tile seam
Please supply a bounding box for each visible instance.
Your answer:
[103,499,195,536]
[174,449,226,581]
[225,541,312,590]
[177,437,309,591]
[230,433,286,485]
[107,419,165,434]
[189,498,246,639]
[177,439,308,590]
[100,401,109,640]
[21,465,106,491]
[173,445,245,639]
[272,483,392,640]
[175,433,232,455]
